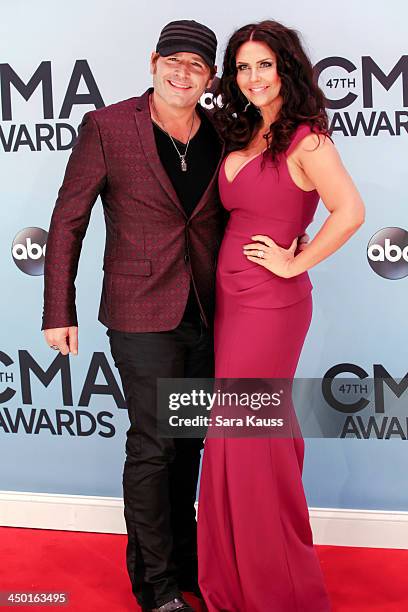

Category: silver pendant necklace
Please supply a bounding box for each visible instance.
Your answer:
[150,96,195,172]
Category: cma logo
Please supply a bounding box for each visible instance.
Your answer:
[314,55,408,109]
[323,363,408,413]
[0,349,125,408]
[322,363,408,439]
[0,60,104,121]
[367,227,408,279]
[0,349,126,438]
[12,227,48,276]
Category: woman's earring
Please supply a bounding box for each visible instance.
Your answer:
[243,100,251,112]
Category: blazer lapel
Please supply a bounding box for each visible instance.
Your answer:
[134,89,225,220]
[134,89,186,217]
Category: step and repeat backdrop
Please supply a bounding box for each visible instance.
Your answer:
[1,1,407,509]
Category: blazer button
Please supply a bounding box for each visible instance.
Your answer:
[184,253,190,263]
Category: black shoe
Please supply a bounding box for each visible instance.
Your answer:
[142,596,194,612]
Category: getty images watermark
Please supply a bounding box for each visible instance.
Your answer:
[157,379,298,439]
[167,386,285,433]
[168,387,283,411]
[157,377,408,440]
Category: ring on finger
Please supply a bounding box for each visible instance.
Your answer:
[258,250,265,259]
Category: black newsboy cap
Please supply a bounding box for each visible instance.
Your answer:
[156,20,217,68]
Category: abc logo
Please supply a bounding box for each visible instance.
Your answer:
[12,227,48,276]
[200,77,221,111]
[367,227,408,279]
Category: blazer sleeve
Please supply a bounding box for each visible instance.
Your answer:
[41,111,107,330]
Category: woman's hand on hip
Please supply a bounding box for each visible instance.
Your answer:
[243,234,299,278]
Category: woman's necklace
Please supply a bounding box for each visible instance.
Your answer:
[150,97,195,172]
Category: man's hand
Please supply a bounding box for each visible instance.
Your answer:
[297,232,310,252]
[43,327,78,356]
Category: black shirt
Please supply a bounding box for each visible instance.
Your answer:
[153,114,221,323]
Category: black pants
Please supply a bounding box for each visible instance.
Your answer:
[107,319,214,609]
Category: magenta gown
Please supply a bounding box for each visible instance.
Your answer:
[197,125,331,612]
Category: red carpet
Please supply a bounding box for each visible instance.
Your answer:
[1,527,407,611]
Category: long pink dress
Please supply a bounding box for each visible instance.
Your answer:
[197,125,331,611]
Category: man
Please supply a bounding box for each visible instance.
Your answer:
[42,20,224,612]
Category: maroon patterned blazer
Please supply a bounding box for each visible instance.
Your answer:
[42,89,226,332]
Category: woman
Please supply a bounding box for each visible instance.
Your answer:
[197,20,365,612]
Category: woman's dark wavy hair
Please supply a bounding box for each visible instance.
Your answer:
[215,20,330,159]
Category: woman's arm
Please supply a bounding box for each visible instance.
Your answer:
[288,133,365,276]
[244,134,365,278]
